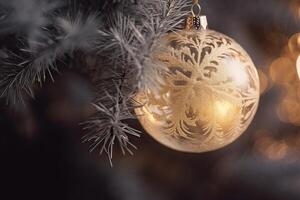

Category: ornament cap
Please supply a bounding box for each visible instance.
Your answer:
[200,15,208,30]
[185,15,208,30]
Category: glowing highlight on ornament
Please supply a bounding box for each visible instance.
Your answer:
[214,100,233,118]
[143,107,157,123]
[225,58,248,87]
[214,100,237,126]
[165,92,171,98]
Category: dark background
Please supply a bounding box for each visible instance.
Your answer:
[1,0,300,199]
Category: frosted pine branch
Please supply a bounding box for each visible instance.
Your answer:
[0,0,61,37]
[0,5,102,104]
[97,0,190,92]
[82,86,141,166]
[0,0,190,164]
[55,13,101,53]
[83,0,190,163]
[0,50,58,104]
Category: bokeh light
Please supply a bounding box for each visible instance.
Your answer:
[270,33,300,125]
[297,55,300,80]
[258,69,270,94]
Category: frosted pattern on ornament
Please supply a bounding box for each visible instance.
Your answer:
[135,30,260,152]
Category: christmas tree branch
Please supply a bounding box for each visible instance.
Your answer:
[82,76,141,166]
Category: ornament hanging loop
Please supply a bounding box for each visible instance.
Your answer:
[186,0,208,30]
[191,3,201,17]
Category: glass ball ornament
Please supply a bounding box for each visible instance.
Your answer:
[135,29,260,153]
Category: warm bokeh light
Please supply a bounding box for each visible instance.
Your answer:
[253,128,300,162]
[290,0,300,19]
[258,69,270,94]
[269,57,296,84]
[297,55,300,80]
[254,130,287,161]
[270,33,300,125]
[288,33,300,57]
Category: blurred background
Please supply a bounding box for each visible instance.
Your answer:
[1,0,300,199]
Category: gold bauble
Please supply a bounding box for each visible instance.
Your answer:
[135,29,260,153]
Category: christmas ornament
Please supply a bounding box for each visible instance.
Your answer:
[135,1,260,152]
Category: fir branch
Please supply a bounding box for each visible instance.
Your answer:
[0,50,58,104]
[97,0,191,92]
[0,11,103,104]
[82,0,190,164]
[55,13,101,53]
[0,0,61,36]
[134,0,191,90]
[112,0,136,5]
[0,0,191,163]
[82,82,141,166]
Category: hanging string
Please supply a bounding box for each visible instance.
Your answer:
[191,0,201,17]
[186,0,207,30]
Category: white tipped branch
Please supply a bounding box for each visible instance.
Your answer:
[82,87,141,166]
